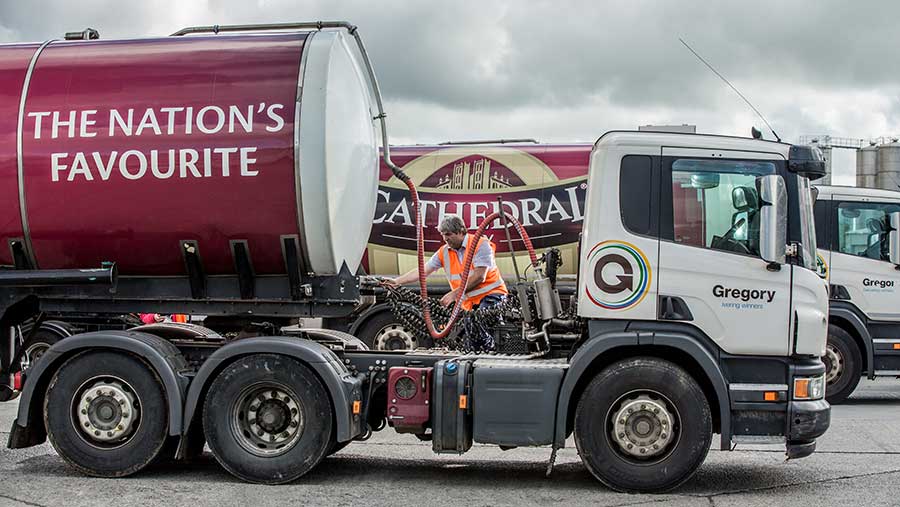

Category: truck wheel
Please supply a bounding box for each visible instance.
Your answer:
[202,354,333,484]
[574,357,712,493]
[823,324,861,405]
[43,351,169,477]
[358,312,418,350]
[21,328,65,370]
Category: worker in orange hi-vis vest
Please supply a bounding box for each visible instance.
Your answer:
[386,214,508,350]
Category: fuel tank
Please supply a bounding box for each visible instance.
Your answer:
[0,27,378,277]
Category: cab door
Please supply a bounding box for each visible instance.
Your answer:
[656,147,793,356]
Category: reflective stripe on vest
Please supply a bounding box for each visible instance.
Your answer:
[464,279,504,299]
[442,248,462,282]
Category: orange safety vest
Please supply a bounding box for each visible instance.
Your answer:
[437,236,508,311]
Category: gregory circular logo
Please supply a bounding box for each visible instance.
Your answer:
[816,253,828,280]
[585,240,651,310]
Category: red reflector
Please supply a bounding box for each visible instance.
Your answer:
[13,371,23,391]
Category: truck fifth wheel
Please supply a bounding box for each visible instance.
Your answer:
[0,22,830,493]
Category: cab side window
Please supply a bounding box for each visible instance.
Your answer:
[669,159,776,256]
[836,202,900,261]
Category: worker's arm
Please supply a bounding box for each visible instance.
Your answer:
[386,264,438,286]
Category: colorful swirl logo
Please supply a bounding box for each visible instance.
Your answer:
[816,252,828,280]
[585,240,651,310]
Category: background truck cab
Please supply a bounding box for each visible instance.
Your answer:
[814,185,900,403]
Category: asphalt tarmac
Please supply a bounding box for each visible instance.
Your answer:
[0,379,897,506]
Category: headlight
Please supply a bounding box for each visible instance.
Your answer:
[793,374,825,400]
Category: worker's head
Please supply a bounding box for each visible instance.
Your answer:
[438,214,467,249]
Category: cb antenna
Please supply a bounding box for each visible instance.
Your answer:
[679,37,781,142]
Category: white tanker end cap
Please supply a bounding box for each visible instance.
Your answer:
[297,29,379,276]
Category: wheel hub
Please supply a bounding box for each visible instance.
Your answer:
[234,385,304,457]
[824,343,844,385]
[76,379,138,444]
[610,394,675,458]
[374,324,417,351]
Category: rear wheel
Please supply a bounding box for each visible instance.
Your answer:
[202,354,334,484]
[20,322,73,370]
[823,324,861,405]
[358,312,418,351]
[22,330,63,370]
[44,351,169,477]
[574,357,712,493]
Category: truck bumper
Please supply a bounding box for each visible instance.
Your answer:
[727,357,830,457]
[790,399,830,441]
[786,399,830,459]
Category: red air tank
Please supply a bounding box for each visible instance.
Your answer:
[0,28,379,277]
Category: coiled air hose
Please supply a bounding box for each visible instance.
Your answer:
[398,177,539,340]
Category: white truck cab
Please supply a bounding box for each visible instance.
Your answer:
[814,185,900,402]
[580,132,828,358]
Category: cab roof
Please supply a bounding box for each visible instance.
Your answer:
[814,185,900,201]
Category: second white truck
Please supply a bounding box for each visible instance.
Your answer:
[814,185,900,403]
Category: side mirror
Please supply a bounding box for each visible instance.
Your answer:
[789,145,827,181]
[889,212,900,266]
[758,174,787,265]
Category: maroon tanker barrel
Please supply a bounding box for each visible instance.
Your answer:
[0,27,379,279]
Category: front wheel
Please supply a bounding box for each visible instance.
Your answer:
[202,354,334,484]
[574,357,712,493]
[823,324,862,405]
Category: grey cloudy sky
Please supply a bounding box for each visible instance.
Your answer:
[3,0,898,184]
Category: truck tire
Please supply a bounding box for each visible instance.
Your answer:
[357,311,419,350]
[824,324,862,405]
[44,351,169,477]
[202,354,334,484]
[21,327,66,370]
[574,357,712,493]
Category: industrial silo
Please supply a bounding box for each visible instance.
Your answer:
[856,144,879,188]
[876,142,900,191]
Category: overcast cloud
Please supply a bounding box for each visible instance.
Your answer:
[3,0,898,183]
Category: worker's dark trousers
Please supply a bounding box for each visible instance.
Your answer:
[464,294,506,351]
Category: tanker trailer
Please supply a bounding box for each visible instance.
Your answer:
[0,24,380,333]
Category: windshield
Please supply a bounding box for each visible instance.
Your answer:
[797,176,817,270]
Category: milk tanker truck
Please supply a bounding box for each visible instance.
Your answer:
[0,22,830,493]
